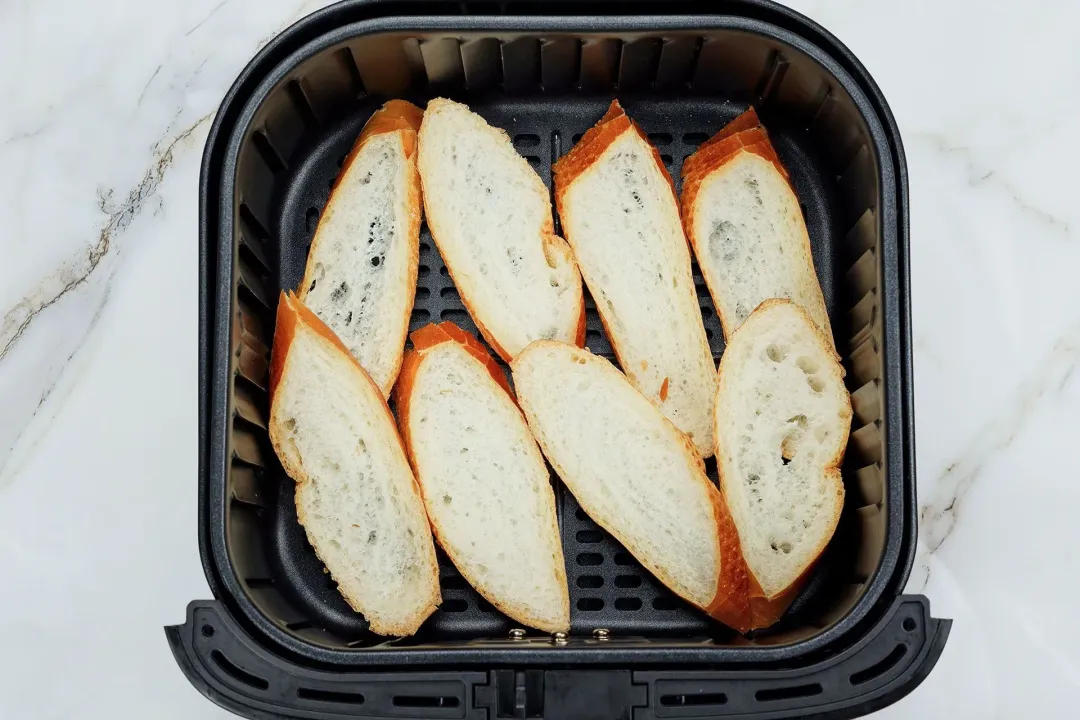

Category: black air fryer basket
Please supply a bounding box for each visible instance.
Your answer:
[172,1,950,717]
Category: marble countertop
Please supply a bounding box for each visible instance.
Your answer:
[1,1,1077,717]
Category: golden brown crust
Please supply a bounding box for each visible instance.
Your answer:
[512,341,748,632]
[296,99,424,396]
[712,299,850,629]
[268,290,441,635]
[395,327,570,633]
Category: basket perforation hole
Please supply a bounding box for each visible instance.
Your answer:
[211,650,269,690]
[614,597,642,611]
[653,596,681,611]
[201,624,215,637]
[660,692,727,707]
[420,241,432,253]
[525,155,542,169]
[576,575,603,589]
[441,309,469,324]
[441,598,468,613]
[414,287,431,301]
[441,575,467,590]
[572,133,583,143]
[418,264,431,278]
[439,266,451,277]
[648,132,673,146]
[850,644,907,686]
[660,154,673,166]
[613,575,642,588]
[613,551,635,566]
[477,597,497,613]
[305,207,320,233]
[576,552,603,566]
[440,286,460,299]
[575,530,604,543]
[297,687,366,705]
[754,683,823,702]
[902,617,917,632]
[577,598,604,611]
[575,508,591,521]
[514,133,541,148]
[683,132,710,146]
[393,695,460,709]
[411,308,431,324]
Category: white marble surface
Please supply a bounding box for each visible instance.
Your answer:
[1,0,1077,717]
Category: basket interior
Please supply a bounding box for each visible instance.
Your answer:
[223,25,889,651]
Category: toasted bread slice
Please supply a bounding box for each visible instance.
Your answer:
[682,108,833,343]
[395,323,570,633]
[296,100,425,397]
[714,299,851,628]
[417,98,585,361]
[268,291,440,636]
[513,341,750,632]
[553,100,717,457]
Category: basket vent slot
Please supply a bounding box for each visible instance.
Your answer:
[211,651,269,691]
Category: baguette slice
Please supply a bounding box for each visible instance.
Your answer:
[553,100,717,457]
[269,291,440,636]
[682,107,832,343]
[395,322,570,633]
[714,299,851,628]
[513,341,751,632]
[417,98,585,361]
[297,99,424,397]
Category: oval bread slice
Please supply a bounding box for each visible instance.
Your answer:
[417,98,585,361]
[682,107,833,343]
[269,291,440,636]
[715,299,851,629]
[553,100,717,457]
[395,323,570,633]
[513,341,750,632]
[297,100,425,397]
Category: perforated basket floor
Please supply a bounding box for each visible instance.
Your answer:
[251,94,849,644]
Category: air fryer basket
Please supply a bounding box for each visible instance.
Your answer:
[172,2,948,718]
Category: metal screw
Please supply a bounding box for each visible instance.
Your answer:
[508,628,526,641]
[552,632,569,645]
[592,628,610,641]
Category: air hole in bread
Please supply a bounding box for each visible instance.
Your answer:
[796,356,819,374]
[766,343,787,363]
[770,541,793,554]
[814,426,829,442]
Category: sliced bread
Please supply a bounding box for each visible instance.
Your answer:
[296,99,425,397]
[553,100,717,457]
[513,341,750,632]
[682,107,833,343]
[714,299,851,628]
[395,322,570,633]
[268,291,440,636]
[417,98,585,361]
